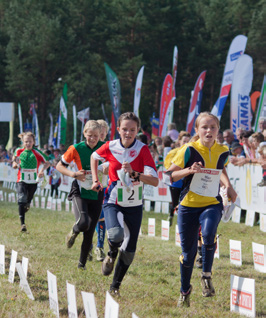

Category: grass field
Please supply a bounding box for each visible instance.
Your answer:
[0,188,265,317]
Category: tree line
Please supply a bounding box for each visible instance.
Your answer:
[0,0,265,146]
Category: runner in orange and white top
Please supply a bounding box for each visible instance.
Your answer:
[56,120,105,270]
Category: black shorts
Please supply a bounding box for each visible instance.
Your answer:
[16,182,37,205]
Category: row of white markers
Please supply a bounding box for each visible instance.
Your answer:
[0,244,139,318]
[2,180,266,232]
[0,233,263,318]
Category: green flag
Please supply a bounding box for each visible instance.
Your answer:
[104,63,121,137]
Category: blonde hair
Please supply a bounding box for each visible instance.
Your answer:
[83,120,101,133]
[97,119,109,133]
[18,132,35,146]
[192,112,220,142]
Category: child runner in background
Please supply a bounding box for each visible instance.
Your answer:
[91,112,158,296]
[166,112,237,307]
[56,120,104,269]
[49,158,61,198]
[94,119,109,261]
[12,132,50,232]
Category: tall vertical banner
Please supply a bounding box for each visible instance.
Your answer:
[48,113,53,146]
[110,112,116,140]
[168,46,178,124]
[104,63,121,138]
[18,103,23,134]
[73,105,77,144]
[159,74,173,137]
[186,71,207,135]
[211,35,247,120]
[133,66,144,117]
[31,104,40,147]
[254,75,266,132]
[250,91,260,114]
[52,116,59,148]
[230,54,253,135]
[77,107,90,142]
[57,83,68,147]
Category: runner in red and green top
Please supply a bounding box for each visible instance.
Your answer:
[12,132,49,232]
[56,120,105,270]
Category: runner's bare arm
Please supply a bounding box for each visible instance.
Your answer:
[56,161,85,181]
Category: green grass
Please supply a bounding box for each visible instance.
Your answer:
[0,188,265,317]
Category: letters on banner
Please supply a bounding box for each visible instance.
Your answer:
[230,239,242,266]
[252,242,265,273]
[230,275,255,318]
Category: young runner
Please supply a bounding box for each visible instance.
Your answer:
[94,119,109,261]
[56,120,104,269]
[166,112,237,307]
[12,132,49,232]
[91,112,158,296]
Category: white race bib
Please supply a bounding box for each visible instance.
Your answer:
[80,170,92,190]
[190,168,222,197]
[21,169,37,184]
[117,181,143,207]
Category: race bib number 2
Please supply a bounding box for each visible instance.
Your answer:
[117,181,143,207]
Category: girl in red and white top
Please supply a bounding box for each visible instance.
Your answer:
[91,112,158,296]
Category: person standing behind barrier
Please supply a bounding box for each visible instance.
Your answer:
[164,132,191,226]
[166,112,237,307]
[12,132,50,232]
[49,158,61,198]
[94,119,109,261]
[56,120,104,270]
[91,112,159,296]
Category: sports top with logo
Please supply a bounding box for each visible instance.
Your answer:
[92,139,158,206]
[62,140,104,200]
[172,139,229,208]
[14,147,48,183]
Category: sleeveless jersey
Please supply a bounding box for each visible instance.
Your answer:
[92,138,158,206]
[172,139,229,208]
[14,147,48,183]
[62,141,104,200]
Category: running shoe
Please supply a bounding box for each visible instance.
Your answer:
[21,224,27,232]
[102,255,116,276]
[201,276,215,297]
[109,285,120,297]
[95,247,105,262]
[177,285,193,307]
[78,262,86,270]
[66,228,78,248]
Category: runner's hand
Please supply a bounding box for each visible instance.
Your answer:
[91,181,103,192]
[73,169,86,182]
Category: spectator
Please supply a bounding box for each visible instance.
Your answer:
[138,133,148,145]
[154,136,162,147]
[258,117,266,133]
[257,143,266,187]
[235,127,244,143]
[251,132,264,159]
[167,123,179,141]
[223,129,238,155]
[216,130,224,145]
[175,131,190,148]
[141,124,151,144]
[240,130,253,158]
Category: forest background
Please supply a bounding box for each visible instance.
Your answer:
[0,0,265,147]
